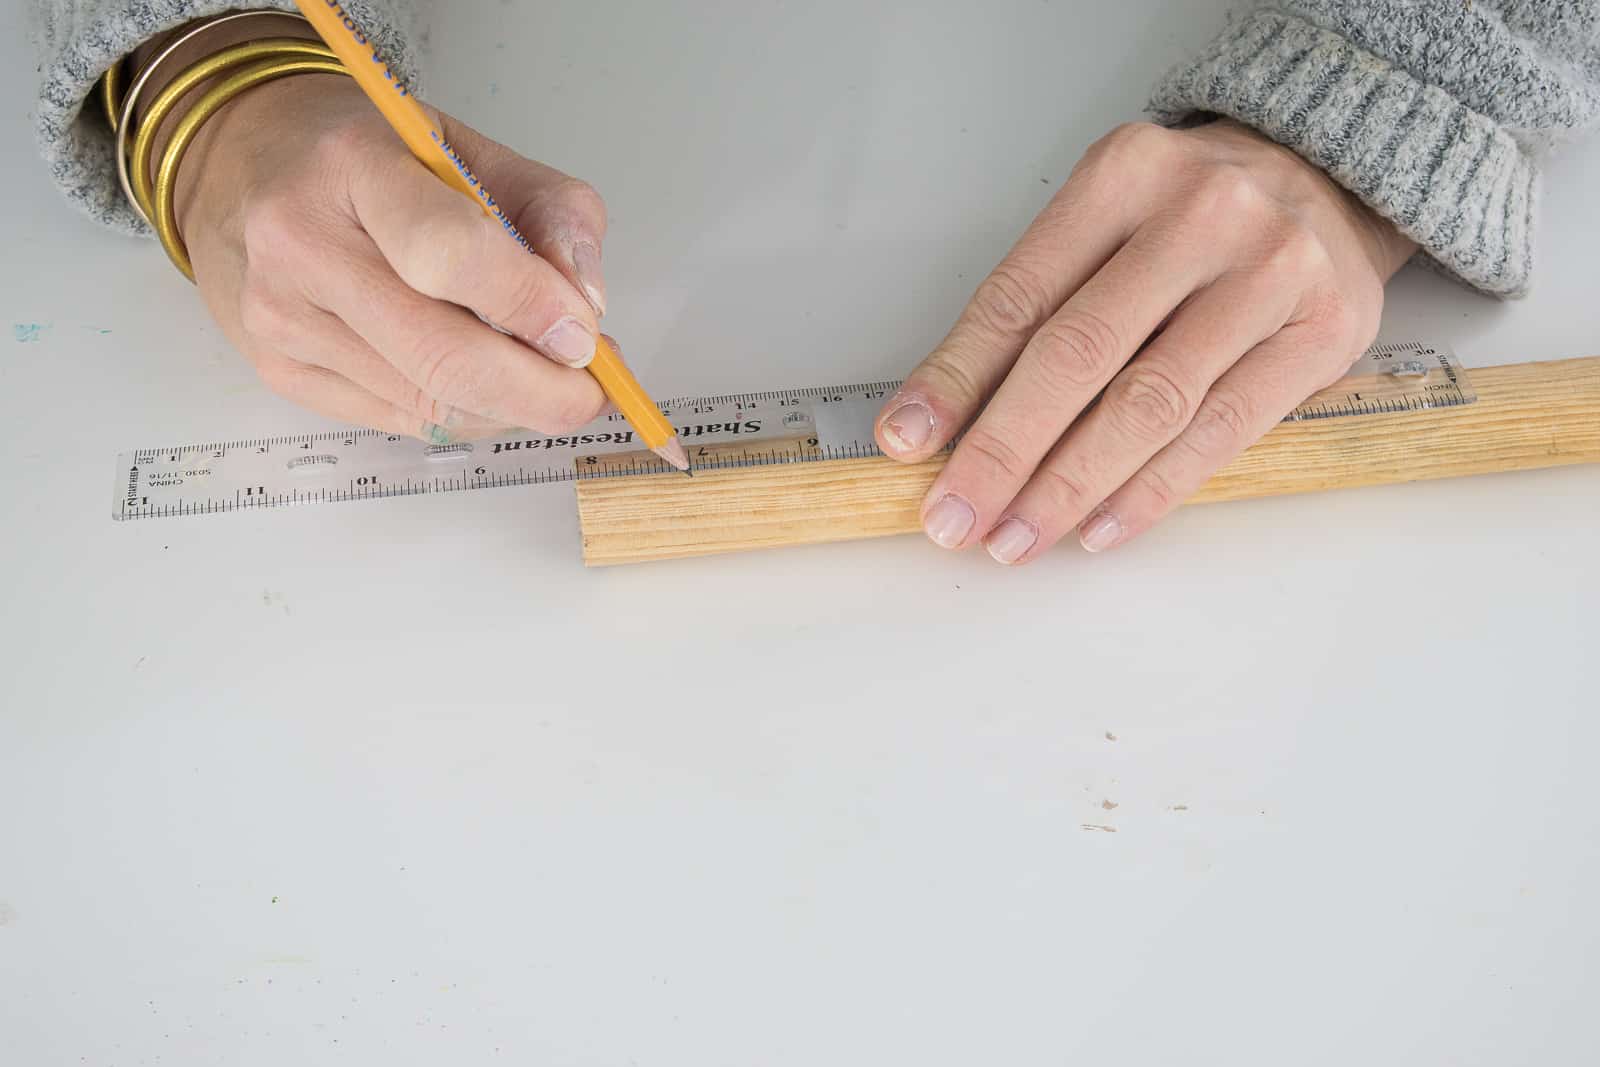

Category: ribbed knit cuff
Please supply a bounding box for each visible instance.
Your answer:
[33,1,425,237]
[1149,9,1537,297]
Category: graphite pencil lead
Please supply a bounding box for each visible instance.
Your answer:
[652,437,692,474]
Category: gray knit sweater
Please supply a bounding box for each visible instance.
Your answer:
[29,0,424,235]
[31,1,1600,295]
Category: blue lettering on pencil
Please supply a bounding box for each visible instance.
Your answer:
[324,2,407,96]
[427,130,534,251]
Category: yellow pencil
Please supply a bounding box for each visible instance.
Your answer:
[293,1,690,473]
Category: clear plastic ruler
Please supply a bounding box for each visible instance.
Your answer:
[111,340,1473,521]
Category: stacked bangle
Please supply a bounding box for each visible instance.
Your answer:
[99,56,124,133]
[133,38,346,279]
[109,11,310,225]
[95,11,352,281]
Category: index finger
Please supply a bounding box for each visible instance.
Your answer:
[874,123,1172,463]
[351,152,602,370]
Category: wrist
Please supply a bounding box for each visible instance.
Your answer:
[1366,211,1419,280]
[1206,119,1417,282]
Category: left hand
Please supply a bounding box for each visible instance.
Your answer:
[874,119,1417,564]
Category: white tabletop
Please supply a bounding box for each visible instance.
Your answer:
[4,2,1598,1063]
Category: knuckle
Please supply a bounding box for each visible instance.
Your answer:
[1032,308,1121,390]
[914,350,986,409]
[409,330,478,406]
[236,284,294,343]
[1264,227,1332,279]
[1072,123,1169,202]
[240,191,306,264]
[1176,168,1265,237]
[550,177,607,229]
[1107,365,1194,439]
[1132,465,1180,511]
[1034,463,1094,513]
[1089,122,1167,168]
[403,384,452,427]
[959,426,1031,483]
[310,117,374,165]
[1205,167,1266,216]
[970,262,1054,336]
[496,267,556,333]
[1192,389,1254,447]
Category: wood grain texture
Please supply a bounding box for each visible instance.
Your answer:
[577,357,1600,566]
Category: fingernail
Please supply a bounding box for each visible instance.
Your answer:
[572,242,606,316]
[881,398,934,453]
[924,494,975,549]
[985,517,1038,565]
[537,316,597,368]
[1079,510,1123,553]
[424,423,454,445]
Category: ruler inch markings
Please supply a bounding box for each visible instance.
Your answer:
[112,342,1470,521]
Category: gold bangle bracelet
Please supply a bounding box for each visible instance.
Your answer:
[114,10,313,226]
[129,38,337,222]
[153,57,350,280]
[99,58,125,133]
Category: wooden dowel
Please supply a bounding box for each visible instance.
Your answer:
[576,356,1600,566]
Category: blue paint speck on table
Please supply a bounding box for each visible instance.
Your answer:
[13,323,45,343]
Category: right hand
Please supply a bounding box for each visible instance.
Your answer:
[173,72,611,443]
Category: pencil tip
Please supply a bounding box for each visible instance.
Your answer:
[652,437,692,474]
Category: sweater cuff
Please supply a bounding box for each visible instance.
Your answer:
[1148,9,1537,297]
[33,1,424,237]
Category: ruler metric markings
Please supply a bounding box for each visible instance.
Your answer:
[1285,340,1473,421]
[112,342,1472,521]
